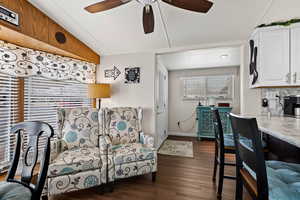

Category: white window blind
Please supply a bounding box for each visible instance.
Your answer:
[182,77,206,100]
[182,75,234,100]
[0,73,19,168]
[24,76,92,136]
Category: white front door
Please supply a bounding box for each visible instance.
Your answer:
[155,61,168,148]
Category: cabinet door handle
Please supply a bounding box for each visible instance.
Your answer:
[286,73,291,83]
[294,72,297,83]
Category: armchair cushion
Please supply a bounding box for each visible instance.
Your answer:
[61,108,100,149]
[112,143,155,165]
[108,107,140,145]
[48,147,102,177]
[48,169,103,196]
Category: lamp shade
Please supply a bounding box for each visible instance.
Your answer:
[88,83,111,98]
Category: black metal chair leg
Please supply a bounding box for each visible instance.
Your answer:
[217,160,225,199]
[235,171,243,200]
[152,172,157,182]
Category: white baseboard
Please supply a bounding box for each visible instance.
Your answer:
[168,131,197,137]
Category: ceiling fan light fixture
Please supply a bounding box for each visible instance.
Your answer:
[143,4,155,34]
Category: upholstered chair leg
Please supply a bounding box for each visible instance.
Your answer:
[105,182,114,193]
[110,182,114,192]
[96,185,105,195]
[152,172,157,182]
[41,195,48,200]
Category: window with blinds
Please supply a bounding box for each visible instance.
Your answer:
[0,74,19,169]
[24,76,92,135]
[181,75,234,101]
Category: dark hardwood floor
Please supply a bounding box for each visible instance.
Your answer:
[50,136,250,200]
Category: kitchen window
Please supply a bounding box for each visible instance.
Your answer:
[181,75,234,101]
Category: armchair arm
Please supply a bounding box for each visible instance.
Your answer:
[139,132,155,148]
[99,135,115,183]
[99,135,113,155]
[50,139,67,163]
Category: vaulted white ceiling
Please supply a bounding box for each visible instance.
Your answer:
[28,0,300,55]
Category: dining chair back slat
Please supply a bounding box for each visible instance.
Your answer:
[211,108,236,199]
[229,113,268,200]
[7,121,54,199]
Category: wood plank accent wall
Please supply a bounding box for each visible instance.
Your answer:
[0,0,100,64]
[0,25,91,61]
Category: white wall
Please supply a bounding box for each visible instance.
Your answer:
[97,52,156,135]
[240,45,261,115]
[261,0,300,24]
[168,66,240,136]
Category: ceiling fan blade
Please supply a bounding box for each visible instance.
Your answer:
[162,0,213,13]
[143,5,155,34]
[85,0,131,13]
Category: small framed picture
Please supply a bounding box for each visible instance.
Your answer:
[125,67,140,84]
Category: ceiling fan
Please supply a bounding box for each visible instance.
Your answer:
[85,0,213,34]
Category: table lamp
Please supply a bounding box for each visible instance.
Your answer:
[88,83,111,109]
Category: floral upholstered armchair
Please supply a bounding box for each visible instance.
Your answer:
[43,108,108,198]
[99,107,157,184]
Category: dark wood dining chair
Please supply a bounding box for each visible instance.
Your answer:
[0,121,54,200]
[211,108,236,199]
[230,113,300,200]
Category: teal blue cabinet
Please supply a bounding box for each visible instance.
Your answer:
[197,106,232,140]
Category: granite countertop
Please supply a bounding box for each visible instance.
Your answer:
[253,116,300,148]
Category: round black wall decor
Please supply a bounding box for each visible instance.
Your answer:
[55,32,67,44]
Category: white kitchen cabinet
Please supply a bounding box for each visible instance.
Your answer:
[291,24,300,85]
[248,25,300,88]
[257,27,290,86]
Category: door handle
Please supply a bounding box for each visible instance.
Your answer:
[294,72,297,83]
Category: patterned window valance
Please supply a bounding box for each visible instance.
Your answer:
[0,40,96,84]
